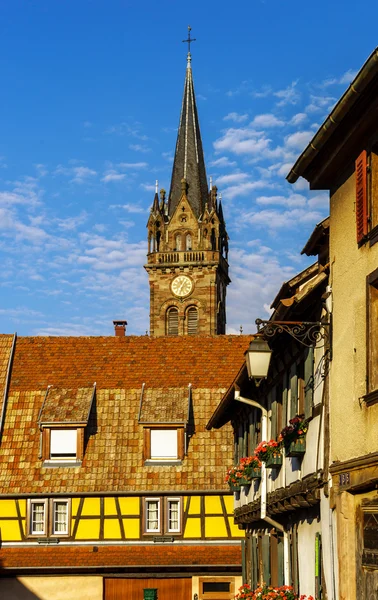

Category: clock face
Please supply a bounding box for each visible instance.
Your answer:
[171,275,193,298]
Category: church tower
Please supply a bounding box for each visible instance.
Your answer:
[145,36,230,337]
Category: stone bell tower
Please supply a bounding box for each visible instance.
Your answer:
[144,39,230,337]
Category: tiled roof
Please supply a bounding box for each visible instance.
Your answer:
[0,543,241,570]
[39,386,95,424]
[0,334,252,495]
[139,387,189,423]
[0,334,14,422]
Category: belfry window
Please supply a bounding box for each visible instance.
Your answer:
[167,307,179,336]
[175,234,182,251]
[186,234,192,250]
[187,306,198,335]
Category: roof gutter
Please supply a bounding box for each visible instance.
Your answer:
[287,47,378,184]
[0,333,17,445]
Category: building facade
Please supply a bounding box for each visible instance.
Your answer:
[287,47,378,600]
[145,52,229,337]
[0,334,251,599]
[207,222,335,598]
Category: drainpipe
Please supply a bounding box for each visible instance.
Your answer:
[234,391,290,585]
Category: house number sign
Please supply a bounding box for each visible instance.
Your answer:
[339,472,350,486]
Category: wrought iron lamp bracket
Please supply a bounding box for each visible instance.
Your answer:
[255,319,330,348]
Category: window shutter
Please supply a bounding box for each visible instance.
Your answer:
[187,307,198,335]
[271,387,277,440]
[304,347,314,418]
[356,150,368,243]
[50,429,77,457]
[167,308,179,336]
[290,364,298,419]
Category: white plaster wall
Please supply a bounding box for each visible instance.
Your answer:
[0,576,103,600]
[320,491,338,600]
[297,518,321,598]
[302,414,323,477]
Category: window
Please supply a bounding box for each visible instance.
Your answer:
[30,500,47,535]
[175,234,182,251]
[367,269,378,400]
[52,500,69,535]
[186,233,192,250]
[199,578,235,599]
[50,429,77,460]
[27,499,70,538]
[143,427,185,463]
[145,498,161,533]
[143,497,182,535]
[166,307,179,336]
[166,498,180,532]
[187,306,198,335]
[151,429,178,460]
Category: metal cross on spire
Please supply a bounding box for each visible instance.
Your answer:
[182,25,196,54]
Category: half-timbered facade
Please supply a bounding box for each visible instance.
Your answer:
[0,334,252,599]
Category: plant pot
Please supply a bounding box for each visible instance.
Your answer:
[228,482,241,492]
[286,436,306,458]
[248,467,261,479]
[265,453,282,468]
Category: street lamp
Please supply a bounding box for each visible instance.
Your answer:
[245,337,272,386]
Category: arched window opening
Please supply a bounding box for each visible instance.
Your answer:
[167,307,179,336]
[156,230,161,251]
[211,228,216,250]
[175,234,182,251]
[186,234,192,250]
[187,306,198,335]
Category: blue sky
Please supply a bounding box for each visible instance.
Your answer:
[0,1,377,336]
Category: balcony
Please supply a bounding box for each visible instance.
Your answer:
[146,250,228,272]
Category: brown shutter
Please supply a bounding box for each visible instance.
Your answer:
[356,150,368,243]
[143,428,151,461]
[187,307,198,335]
[167,308,179,336]
[177,428,185,459]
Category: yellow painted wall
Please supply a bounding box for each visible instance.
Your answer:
[0,494,242,542]
[330,170,378,461]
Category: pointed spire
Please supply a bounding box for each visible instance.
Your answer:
[168,28,208,219]
[152,179,160,212]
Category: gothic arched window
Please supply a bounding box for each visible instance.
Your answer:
[166,307,179,336]
[187,306,198,335]
[186,234,192,250]
[175,234,182,251]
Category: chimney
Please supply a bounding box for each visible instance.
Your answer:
[113,320,127,337]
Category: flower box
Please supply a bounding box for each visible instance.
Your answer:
[286,436,306,457]
[228,482,241,492]
[265,453,282,468]
[249,467,261,479]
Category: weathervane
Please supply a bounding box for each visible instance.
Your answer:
[182,25,196,54]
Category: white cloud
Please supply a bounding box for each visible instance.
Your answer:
[216,172,250,186]
[209,156,237,168]
[250,85,272,99]
[118,162,148,169]
[214,127,271,156]
[305,94,336,113]
[290,113,307,126]
[284,131,313,150]
[110,203,146,214]
[274,81,300,106]
[70,166,97,184]
[308,192,329,209]
[56,212,88,231]
[223,112,249,123]
[222,180,270,200]
[129,144,151,153]
[140,183,156,192]
[241,207,323,230]
[251,113,285,128]
[101,170,126,183]
[256,194,307,207]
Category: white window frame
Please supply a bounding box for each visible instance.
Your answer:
[51,499,70,535]
[150,428,178,460]
[29,499,48,536]
[145,497,161,533]
[166,497,181,533]
[50,428,77,461]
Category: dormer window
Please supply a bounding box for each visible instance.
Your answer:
[38,385,95,467]
[138,386,192,465]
